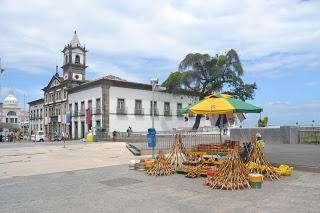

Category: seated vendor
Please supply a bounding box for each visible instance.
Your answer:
[256,133,265,149]
[240,142,251,163]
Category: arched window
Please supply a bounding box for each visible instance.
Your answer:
[7,111,17,116]
[65,55,69,63]
[75,55,80,64]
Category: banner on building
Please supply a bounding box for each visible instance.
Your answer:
[86,109,92,125]
[65,112,71,126]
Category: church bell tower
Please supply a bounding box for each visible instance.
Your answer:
[61,31,87,81]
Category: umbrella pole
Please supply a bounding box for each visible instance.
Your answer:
[219,114,223,143]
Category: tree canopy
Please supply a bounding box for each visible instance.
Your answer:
[163,49,256,100]
[162,49,257,129]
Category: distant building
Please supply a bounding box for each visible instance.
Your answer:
[29,32,209,139]
[0,90,29,132]
[28,98,44,134]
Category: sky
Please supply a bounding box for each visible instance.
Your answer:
[0,0,319,126]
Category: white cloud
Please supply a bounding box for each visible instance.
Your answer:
[0,0,319,79]
[0,0,320,123]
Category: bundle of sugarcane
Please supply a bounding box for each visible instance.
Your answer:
[205,149,250,190]
[146,152,175,176]
[186,164,210,178]
[167,134,187,169]
[248,137,280,180]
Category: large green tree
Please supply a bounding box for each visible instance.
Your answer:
[162,49,257,130]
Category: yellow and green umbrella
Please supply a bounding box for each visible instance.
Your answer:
[188,93,262,115]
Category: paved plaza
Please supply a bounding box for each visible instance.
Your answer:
[0,142,319,212]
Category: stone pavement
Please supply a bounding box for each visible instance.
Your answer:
[0,164,319,213]
[0,142,320,212]
[0,142,143,179]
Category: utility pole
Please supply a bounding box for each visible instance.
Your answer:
[150,78,166,159]
[150,79,157,159]
[0,58,5,123]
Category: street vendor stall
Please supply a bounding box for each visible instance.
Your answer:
[186,92,263,142]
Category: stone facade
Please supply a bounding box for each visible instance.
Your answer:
[28,98,44,134]
[41,31,87,137]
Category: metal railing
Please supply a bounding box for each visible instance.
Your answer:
[94,108,101,115]
[150,108,159,116]
[116,107,127,115]
[164,109,172,116]
[134,108,144,115]
[299,129,320,144]
[177,109,184,117]
[104,131,223,151]
[79,110,85,116]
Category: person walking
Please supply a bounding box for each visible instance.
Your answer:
[112,131,117,141]
[61,131,66,148]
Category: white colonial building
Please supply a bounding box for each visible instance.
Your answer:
[68,75,209,139]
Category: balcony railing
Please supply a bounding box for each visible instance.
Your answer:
[79,110,85,116]
[177,109,184,117]
[95,108,101,115]
[164,109,172,116]
[73,111,79,117]
[150,108,159,116]
[134,108,144,115]
[116,107,127,115]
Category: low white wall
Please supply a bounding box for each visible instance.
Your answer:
[109,114,209,132]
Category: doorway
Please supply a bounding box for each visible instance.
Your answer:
[81,121,85,139]
[74,122,78,139]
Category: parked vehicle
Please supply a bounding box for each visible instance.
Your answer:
[32,131,47,142]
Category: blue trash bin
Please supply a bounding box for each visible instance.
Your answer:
[147,128,156,148]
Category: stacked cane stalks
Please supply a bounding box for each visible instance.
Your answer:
[186,164,210,178]
[146,152,175,176]
[205,149,250,190]
[167,134,188,169]
[248,137,280,180]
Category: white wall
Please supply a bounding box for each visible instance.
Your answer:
[108,86,210,132]
[68,86,102,138]
[29,103,44,133]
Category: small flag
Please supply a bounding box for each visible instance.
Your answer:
[86,108,92,125]
[65,112,71,125]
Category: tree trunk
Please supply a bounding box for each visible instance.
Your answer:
[192,114,202,130]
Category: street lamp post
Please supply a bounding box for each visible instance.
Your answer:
[150,78,166,159]
[150,79,158,159]
[0,58,5,124]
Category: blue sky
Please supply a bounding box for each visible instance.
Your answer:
[0,0,319,126]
